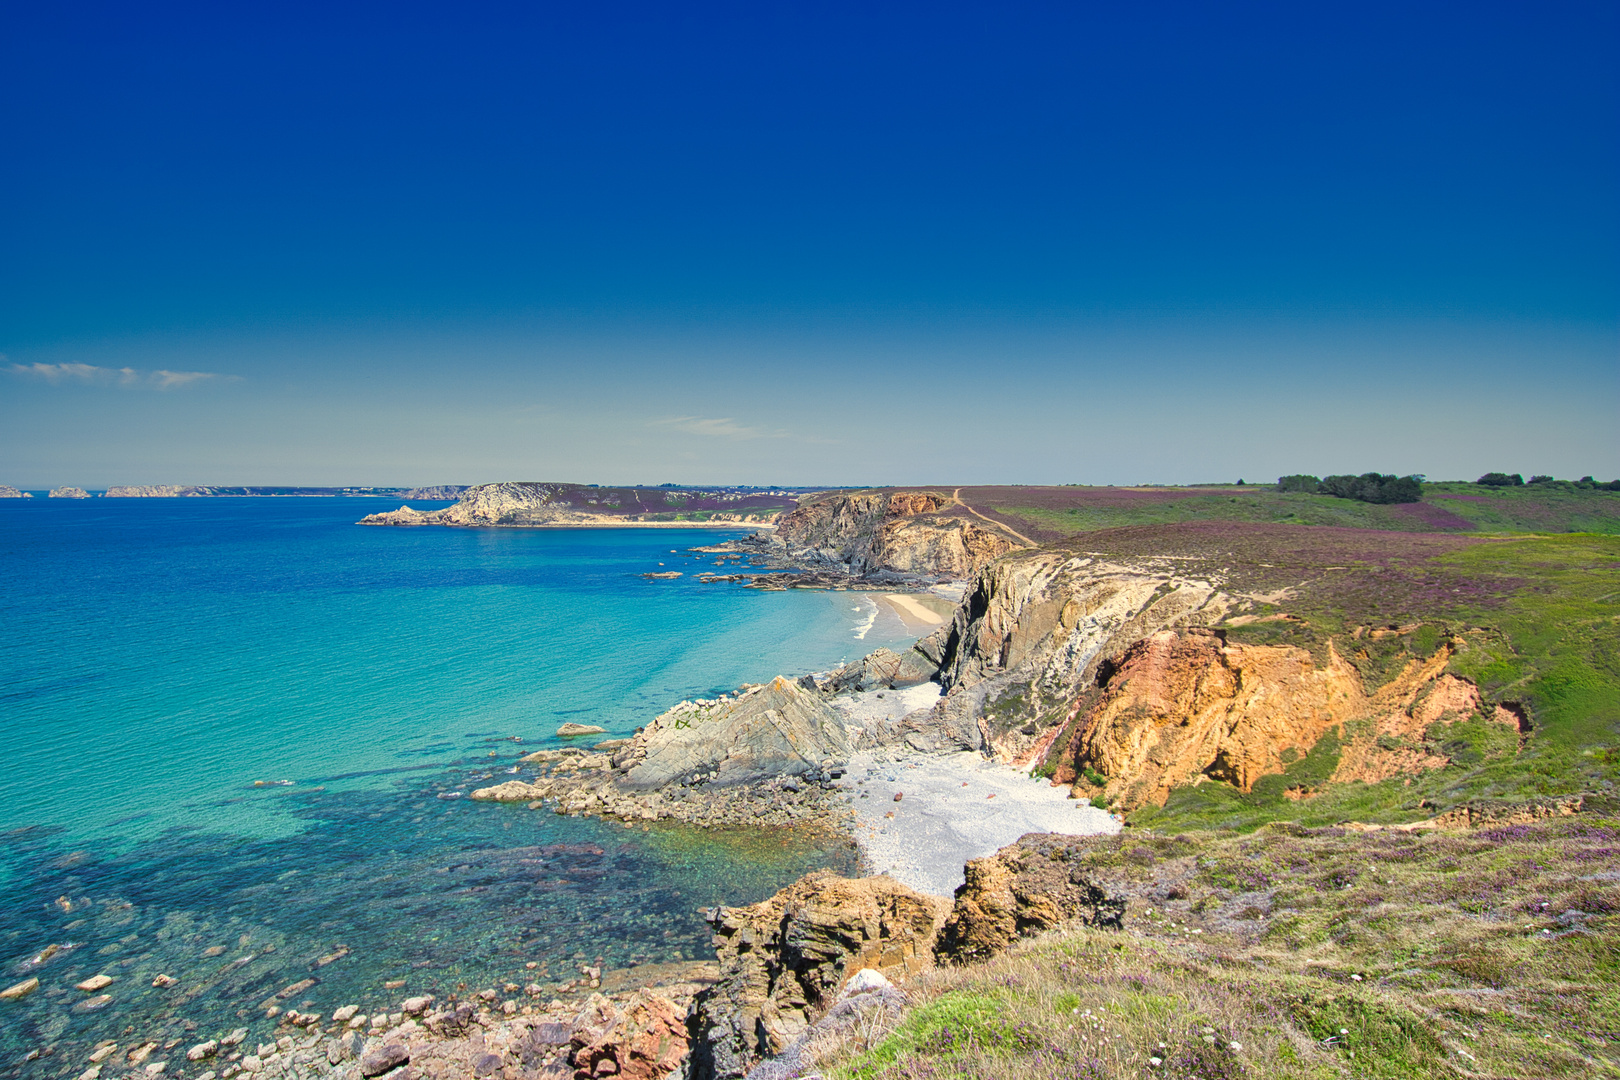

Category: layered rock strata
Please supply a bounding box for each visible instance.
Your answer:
[471,678,858,828]
[1052,627,1517,810]
[690,872,950,1079]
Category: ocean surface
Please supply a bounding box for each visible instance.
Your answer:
[0,499,920,1075]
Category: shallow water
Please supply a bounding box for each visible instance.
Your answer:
[0,499,914,1075]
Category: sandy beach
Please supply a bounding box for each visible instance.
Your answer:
[879,591,951,629]
[831,685,1120,897]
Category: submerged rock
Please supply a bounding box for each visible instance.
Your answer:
[556,723,607,737]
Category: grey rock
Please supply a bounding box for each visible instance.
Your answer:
[625,677,850,789]
[358,1045,408,1078]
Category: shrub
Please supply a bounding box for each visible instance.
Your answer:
[1275,474,1319,493]
[1317,473,1423,505]
[1477,472,1524,487]
[1527,475,1556,485]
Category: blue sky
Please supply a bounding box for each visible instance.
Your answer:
[2,1,1615,487]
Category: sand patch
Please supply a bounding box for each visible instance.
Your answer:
[880,592,951,629]
[836,747,1119,897]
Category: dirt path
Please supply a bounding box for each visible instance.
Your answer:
[951,487,1038,547]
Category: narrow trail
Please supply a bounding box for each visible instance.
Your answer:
[951,487,1039,547]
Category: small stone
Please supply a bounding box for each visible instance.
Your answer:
[1351,974,1362,981]
[128,1043,158,1065]
[892,791,903,801]
[75,993,114,1012]
[400,995,433,1016]
[383,979,406,989]
[557,723,607,737]
[144,1061,167,1076]
[220,1029,248,1047]
[196,1073,217,1080]
[472,1052,501,1077]
[241,1056,262,1073]
[1229,1041,1243,1051]
[1149,1057,1162,1067]
[502,1000,517,1015]
[152,975,178,988]
[90,1044,119,1063]
[0,977,40,1000]
[332,1006,358,1022]
[76,1067,102,1080]
[275,978,316,999]
[187,1040,219,1061]
[477,988,498,1002]
[347,1016,367,1030]
[359,1043,410,1078]
[76,975,115,992]
[203,946,227,957]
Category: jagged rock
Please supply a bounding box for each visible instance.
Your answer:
[744,971,906,1080]
[935,834,1126,965]
[569,991,688,1080]
[622,677,850,789]
[0,486,29,498]
[770,491,1023,578]
[690,872,949,1080]
[1054,627,1511,809]
[49,486,91,498]
[817,647,940,693]
[186,1041,218,1062]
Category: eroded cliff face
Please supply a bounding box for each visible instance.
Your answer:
[769,491,1022,578]
[691,873,949,1079]
[1050,628,1515,810]
[907,549,1235,761]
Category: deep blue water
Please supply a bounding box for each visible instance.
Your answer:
[0,499,914,1075]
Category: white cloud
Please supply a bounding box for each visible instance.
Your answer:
[5,361,225,390]
[654,416,790,440]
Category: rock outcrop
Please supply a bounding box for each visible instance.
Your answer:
[0,486,30,498]
[48,486,91,498]
[934,834,1128,965]
[1052,627,1515,810]
[690,872,949,1080]
[359,482,792,527]
[763,490,1025,579]
[471,678,857,827]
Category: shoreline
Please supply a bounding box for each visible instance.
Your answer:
[829,685,1119,896]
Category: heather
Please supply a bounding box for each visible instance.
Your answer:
[940,482,1620,540]
[826,817,1620,1079]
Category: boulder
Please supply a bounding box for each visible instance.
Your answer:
[359,1044,410,1077]
[557,723,607,737]
[0,977,39,1001]
[820,647,940,693]
[570,992,688,1080]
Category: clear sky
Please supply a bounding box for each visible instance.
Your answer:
[2,1,1615,488]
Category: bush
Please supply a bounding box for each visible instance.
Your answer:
[1276,475,1319,493]
[1478,472,1524,487]
[1317,473,1423,505]
[1528,475,1556,485]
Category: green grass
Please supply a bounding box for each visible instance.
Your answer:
[822,819,1620,1080]
[975,484,1620,540]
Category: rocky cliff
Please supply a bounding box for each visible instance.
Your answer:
[819,523,1530,816]
[48,486,91,498]
[762,490,1026,579]
[359,482,795,527]
[0,486,29,498]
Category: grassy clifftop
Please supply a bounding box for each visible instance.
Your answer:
[941,482,1620,540]
[825,816,1620,1079]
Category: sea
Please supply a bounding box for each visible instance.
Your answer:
[0,498,921,1075]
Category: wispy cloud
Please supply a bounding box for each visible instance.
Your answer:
[6,361,225,390]
[654,416,791,440]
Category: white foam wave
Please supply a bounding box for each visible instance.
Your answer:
[852,594,879,640]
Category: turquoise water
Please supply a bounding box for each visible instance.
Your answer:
[0,499,916,1074]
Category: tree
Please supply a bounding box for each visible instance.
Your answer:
[1276,475,1320,493]
[1477,473,1524,487]
[1318,473,1423,504]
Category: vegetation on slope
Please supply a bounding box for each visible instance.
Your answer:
[825,818,1620,1079]
[946,483,1620,540]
